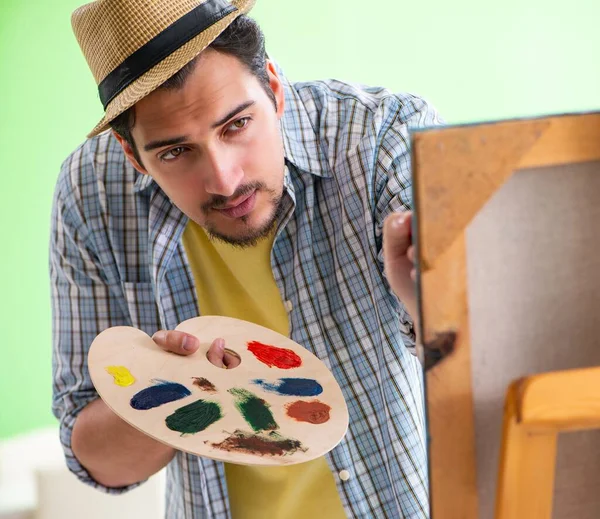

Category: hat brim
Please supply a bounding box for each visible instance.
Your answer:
[88,0,255,138]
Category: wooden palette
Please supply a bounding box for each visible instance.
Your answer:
[88,316,349,466]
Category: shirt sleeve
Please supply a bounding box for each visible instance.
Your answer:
[372,93,445,340]
[49,147,142,494]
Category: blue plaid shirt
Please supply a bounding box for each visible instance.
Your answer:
[50,65,443,518]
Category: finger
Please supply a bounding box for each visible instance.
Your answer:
[383,211,413,264]
[206,338,226,368]
[411,267,417,282]
[152,330,199,355]
[223,349,242,369]
[407,244,416,264]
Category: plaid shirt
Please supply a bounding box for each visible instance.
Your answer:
[50,65,443,518]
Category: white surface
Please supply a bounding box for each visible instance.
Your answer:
[35,466,165,519]
[0,427,65,515]
[0,426,165,519]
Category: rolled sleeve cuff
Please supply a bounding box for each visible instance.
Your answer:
[58,400,145,494]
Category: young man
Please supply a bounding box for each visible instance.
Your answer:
[51,0,443,517]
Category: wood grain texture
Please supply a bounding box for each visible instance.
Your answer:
[419,235,478,519]
[518,367,600,432]
[496,367,600,518]
[496,381,557,519]
[413,112,600,271]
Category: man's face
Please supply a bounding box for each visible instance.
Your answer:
[116,49,287,246]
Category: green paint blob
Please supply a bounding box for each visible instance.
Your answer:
[229,388,278,432]
[165,399,222,435]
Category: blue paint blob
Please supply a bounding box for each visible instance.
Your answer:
[252,378,323,397]
[131,379,192,410]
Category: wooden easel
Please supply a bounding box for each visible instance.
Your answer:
[496,366,600,518]
[411,111,600,518]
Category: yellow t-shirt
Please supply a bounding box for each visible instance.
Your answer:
[182,221,347,519]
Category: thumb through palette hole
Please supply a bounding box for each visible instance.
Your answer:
[224,348,241,369]
[205,347,242,369]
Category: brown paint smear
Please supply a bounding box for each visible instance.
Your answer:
[192,377,217,392]
[285,400,331,424]
[210,430,306,456]
[423,330,457,371]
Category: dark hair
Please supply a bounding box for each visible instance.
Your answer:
[109,15,276,164]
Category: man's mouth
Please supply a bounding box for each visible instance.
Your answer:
[214,190,257,219]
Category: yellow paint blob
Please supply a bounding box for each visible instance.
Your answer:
[106,366,135,387]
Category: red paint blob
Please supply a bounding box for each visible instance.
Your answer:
[286,400,331,424]
[247,341,302,369]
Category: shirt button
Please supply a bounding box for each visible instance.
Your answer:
[284,300,293,313]
[339,470,350,481]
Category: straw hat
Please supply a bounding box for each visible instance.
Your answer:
[72,0,256,138]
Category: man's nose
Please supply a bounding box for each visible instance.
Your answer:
[203,148,243,197]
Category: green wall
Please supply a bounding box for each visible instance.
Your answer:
[0,0,598,439]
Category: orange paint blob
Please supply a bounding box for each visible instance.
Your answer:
[285,400,331,424]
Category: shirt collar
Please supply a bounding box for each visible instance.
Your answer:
[276,63,331,178]
[134,170,154,192]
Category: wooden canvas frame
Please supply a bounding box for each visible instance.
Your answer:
[411,112,600,519]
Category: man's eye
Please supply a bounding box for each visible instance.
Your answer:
[161,147,186,161]
[228,117,250,132]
